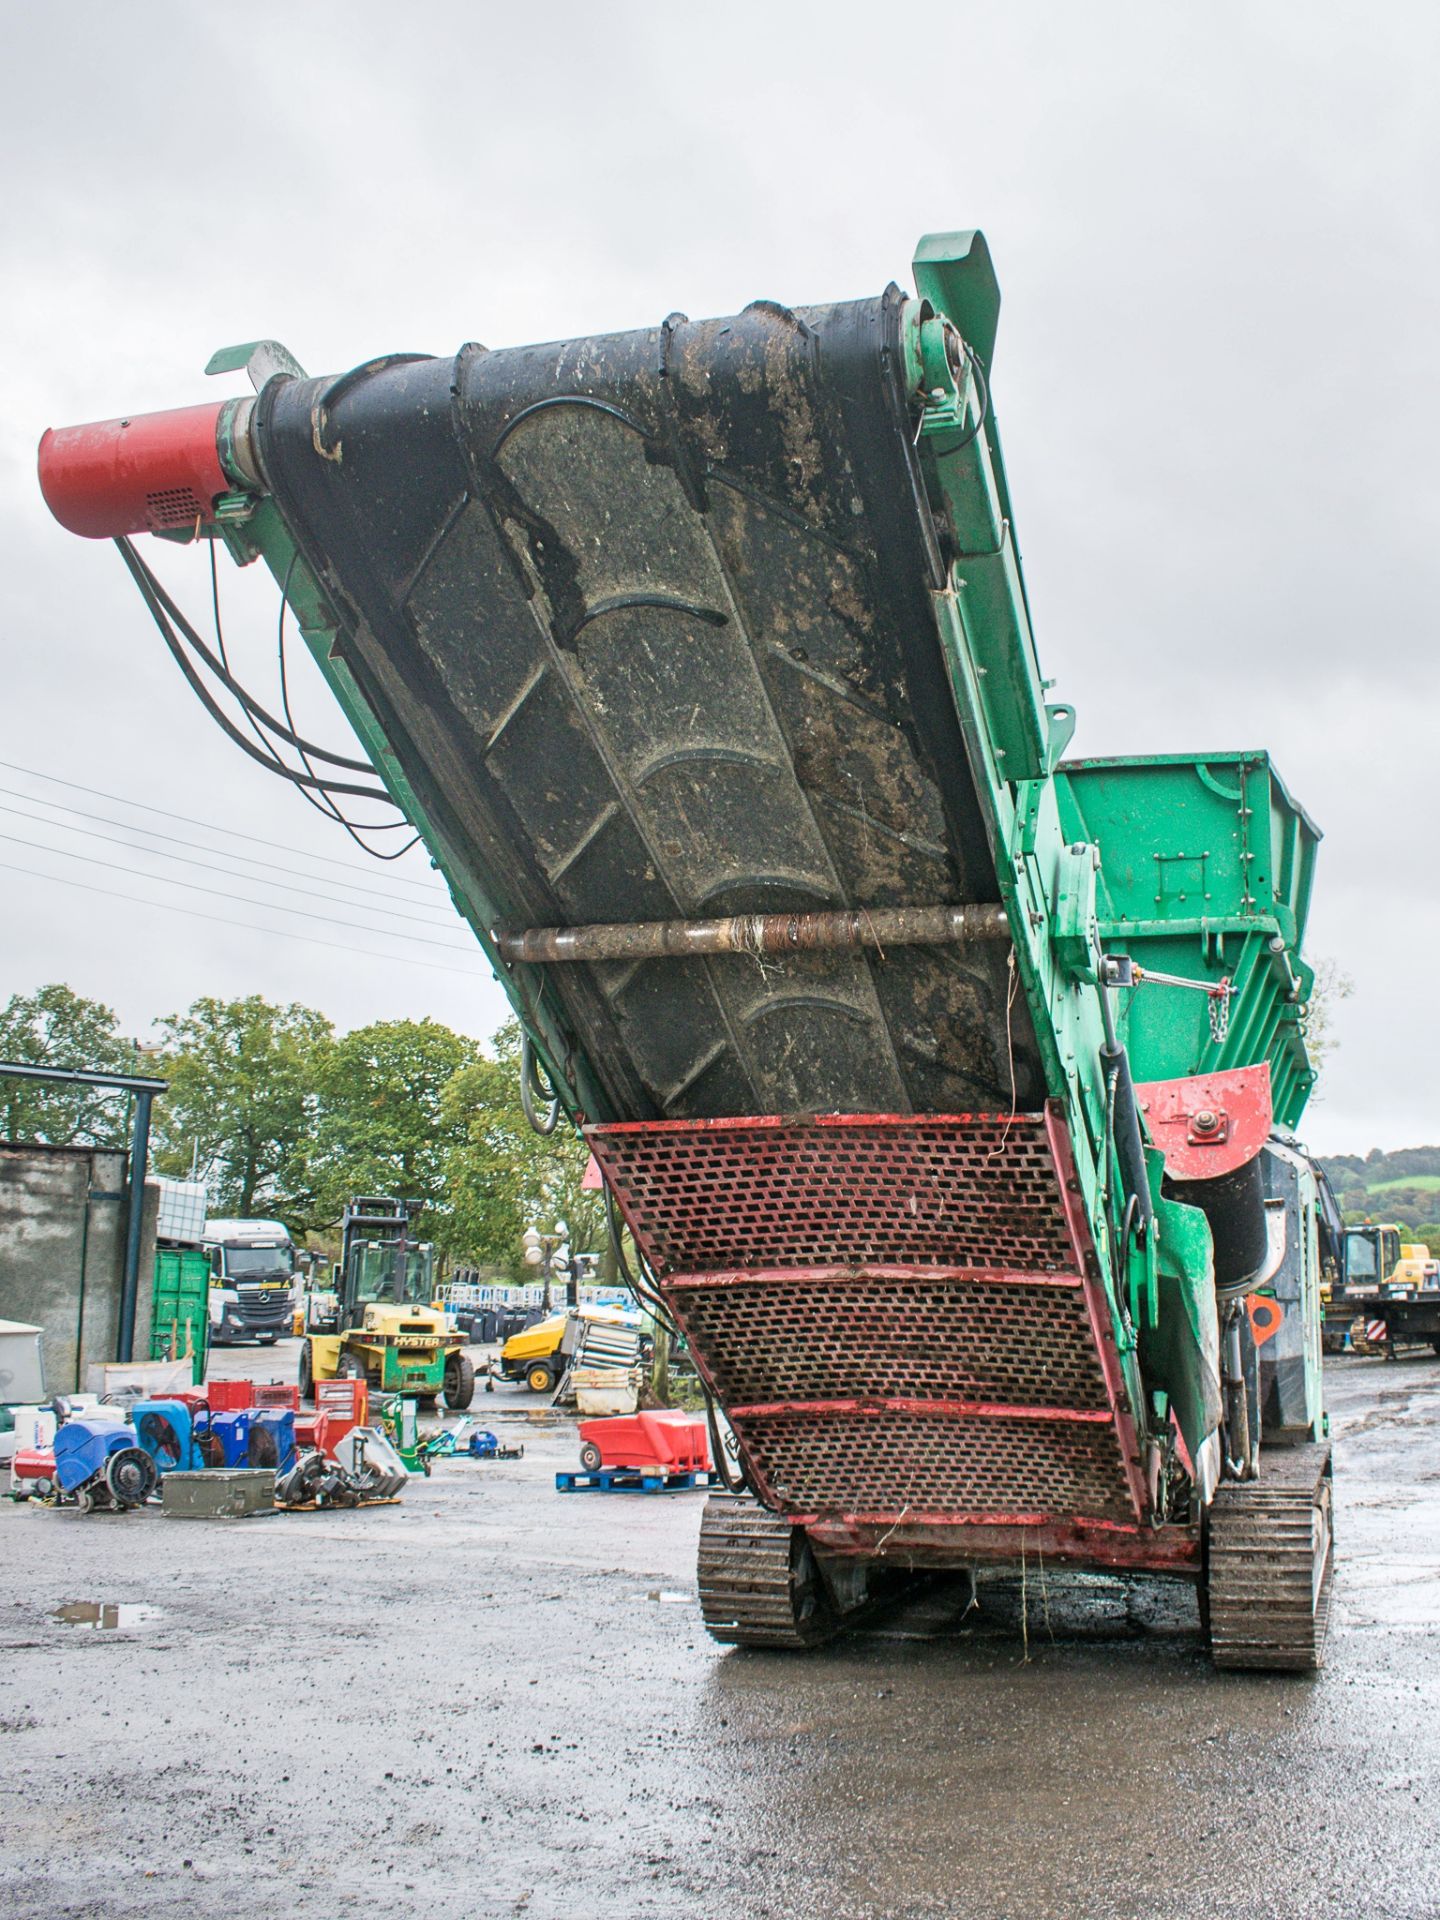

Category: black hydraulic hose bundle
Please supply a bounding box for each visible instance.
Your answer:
[1097,984,1155,1240]
[602,1186,751,1497]
[518,1032,561,1136]
[603,1186,676,1338]
[115,538,424,862]
[115,539,380,785]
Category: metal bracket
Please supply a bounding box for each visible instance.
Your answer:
[205,340,309,390]
[1053,843,1100,983]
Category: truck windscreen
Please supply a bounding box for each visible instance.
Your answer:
[224,1248,291,1278]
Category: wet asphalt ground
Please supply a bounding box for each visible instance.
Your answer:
[3,1349,1438,1920]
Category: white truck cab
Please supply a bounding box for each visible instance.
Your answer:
[203,1218,297,1345]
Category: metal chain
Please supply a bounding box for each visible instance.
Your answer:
[1129,963,1232,1046]
[1208,982,1232,1045]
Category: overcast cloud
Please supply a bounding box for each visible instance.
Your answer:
[3,2,1437,1154]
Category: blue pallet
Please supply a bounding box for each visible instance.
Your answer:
[555,1467,720,1495]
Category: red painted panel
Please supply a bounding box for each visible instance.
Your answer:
[1135,1062,1273,1181]
[805,1513,1202,1575]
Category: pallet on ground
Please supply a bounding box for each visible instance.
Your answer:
[555,1466,722,1495]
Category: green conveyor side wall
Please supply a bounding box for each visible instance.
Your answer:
[1054,754,1319,1127]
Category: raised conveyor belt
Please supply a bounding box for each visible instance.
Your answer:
[252,293,1044,1121]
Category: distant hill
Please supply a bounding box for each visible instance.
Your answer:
[1320,1146,1440,1242]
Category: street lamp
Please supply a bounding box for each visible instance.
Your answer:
[521,1220,577,1309]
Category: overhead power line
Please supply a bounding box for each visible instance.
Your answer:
[0,828,479,954]
[0,858,491,980]
[0,796,460,929]
[0,757,443,895]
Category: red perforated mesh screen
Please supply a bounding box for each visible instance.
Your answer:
[664,1268,1108,1412]
[587,1114,1077,1276]
[586,1111,1140,1526]
[735,1407,1135,1522]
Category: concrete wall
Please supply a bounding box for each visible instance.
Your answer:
[0,1144,159,1394]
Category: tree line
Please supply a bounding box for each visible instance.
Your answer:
[0,983,600,1273]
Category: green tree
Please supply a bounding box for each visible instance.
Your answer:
[440,1021,603,1272]
[312,1017,479,1232]
[1301,956,1354,1090]
[0,982,139,1147]
[152,996,333,1223]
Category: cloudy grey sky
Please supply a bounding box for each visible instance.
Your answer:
[3,3,1437,1154]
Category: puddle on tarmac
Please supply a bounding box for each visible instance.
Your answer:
[54,1602,168,1630]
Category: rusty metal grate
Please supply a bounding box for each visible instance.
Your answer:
[587,1113,1078,1276]
[664,1267,1109,1411]
[735,1407,1135,1522]
[587,1110,1142,1528]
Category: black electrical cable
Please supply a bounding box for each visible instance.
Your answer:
[0,787,453,915]
[704,1385,749,1496]
[519,1032,561,1136]
[0,856,489,977]
[211,536,291,773]
[603,1171,748,1493]
[276,553,423,860]
[0,798,457,927]
[603,1186,679,1340]
[129,538,373,774]
[945,343,992,455]
[115,539,393,802]
[0,826,478,950]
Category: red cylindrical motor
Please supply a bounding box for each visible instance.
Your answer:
[10,1448,57,1497]
[37,401,230,539]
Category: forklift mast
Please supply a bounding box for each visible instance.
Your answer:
[338,1197,429,1314]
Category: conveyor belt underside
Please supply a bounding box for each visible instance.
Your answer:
[256,293,1046,1120]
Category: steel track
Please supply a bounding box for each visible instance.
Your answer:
[1206,1442,1334,1672]
[697,1494,844,1649]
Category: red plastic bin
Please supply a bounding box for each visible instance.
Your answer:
[205,1380,256,1412]
[254,1384,300,1411]
[577,1411,710,1475]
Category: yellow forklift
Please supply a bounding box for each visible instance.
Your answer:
[297,1197,474,1408]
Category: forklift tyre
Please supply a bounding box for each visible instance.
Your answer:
[527,1364,555,1394]
[444,1352,476,1411]
[297,1342,313,1402]
[338,1351,367,1383]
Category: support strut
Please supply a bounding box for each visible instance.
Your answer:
[497,902,1011,967]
